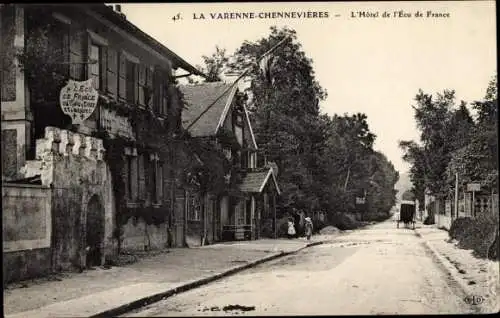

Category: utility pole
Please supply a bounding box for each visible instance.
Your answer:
[454,171,459,220]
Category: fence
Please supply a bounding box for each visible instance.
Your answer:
[434,193,498,230]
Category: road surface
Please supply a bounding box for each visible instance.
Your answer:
[124,221,475,316]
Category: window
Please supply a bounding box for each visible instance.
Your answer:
[188,195,201,221]
[138,65,153,107]
[162,85,169,115]
[241,150,248,169]
[153,68,169,116]
[157,162,164,203]
[234,114,244,146]
[126,60,137,104]
[236,201,245,225]
[47,19,70,79]
[150,156,157,201]
[126,155,134,199]
[106,48,118,97]
[138,153,146,200]
[89,44,103,90]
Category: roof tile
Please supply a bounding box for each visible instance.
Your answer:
[179,82,234,137]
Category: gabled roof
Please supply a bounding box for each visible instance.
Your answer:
[180,82,237,137]
[179,82,258,150]
[238,168,281,195]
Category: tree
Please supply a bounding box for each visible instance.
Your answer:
[226,26,327,210]
[446,74,498,191]
[196,46,229,83]
[201,26,399,223]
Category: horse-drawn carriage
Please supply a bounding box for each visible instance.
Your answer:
[397,200,416,229]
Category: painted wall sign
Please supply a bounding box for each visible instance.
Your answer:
[100,107,135,140]
[59,79,99,124]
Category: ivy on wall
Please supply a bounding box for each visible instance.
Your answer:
[16,6,247,251]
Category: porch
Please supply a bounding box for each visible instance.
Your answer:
[219,168,281,241]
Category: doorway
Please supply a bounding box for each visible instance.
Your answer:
[85,195,104,268]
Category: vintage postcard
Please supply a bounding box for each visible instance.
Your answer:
[1,1,498,316]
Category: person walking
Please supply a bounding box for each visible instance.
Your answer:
[304,215,314,240]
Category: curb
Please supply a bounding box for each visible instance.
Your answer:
[91,240,324,318]
[414,228,482,314]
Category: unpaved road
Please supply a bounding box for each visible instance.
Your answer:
[124,221,476,316]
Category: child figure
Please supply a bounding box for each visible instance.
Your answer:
[287,218,296,239]
[304,216,313,240]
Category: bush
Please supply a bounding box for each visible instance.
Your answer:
[448,217,474,241]
[449,214,499,259]
[329,213,361,230]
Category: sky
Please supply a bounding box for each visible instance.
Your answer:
[118,1,496,175]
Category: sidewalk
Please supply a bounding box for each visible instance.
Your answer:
[3,236,332,318]
[415,224,500,313]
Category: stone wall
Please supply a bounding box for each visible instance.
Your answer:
[2,183,52,283]
[2,184,52,251]
[21,126,115,271]
[121,217,170,252]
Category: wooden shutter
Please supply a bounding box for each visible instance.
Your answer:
[100,46,108,92]
[106,48,118,98]
[126,61,136,103]
[69,25,84,80]
[147,66,154,109]
[118,52,126,100]
[138,154,146,200]
[138,64,146,106]
[123,156,130,199]
[152,68,161,114]
[158,162,163,202]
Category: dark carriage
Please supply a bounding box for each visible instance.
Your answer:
[397,200,416,229]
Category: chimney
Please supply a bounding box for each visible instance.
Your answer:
[113,4,126,19]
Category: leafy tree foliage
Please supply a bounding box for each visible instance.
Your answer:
[198,26,400,220]
[401,74,498,203]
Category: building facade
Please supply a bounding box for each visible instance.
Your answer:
[180,82,281,245]
[1,4,204,282]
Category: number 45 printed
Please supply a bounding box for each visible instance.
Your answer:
[172,13,182,21]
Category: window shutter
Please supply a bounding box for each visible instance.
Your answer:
[138,64,146,106]
[157,162,163,202]
[138,154,146,200]
[152,69,161,114]
[101,46,108,92]
[147,66,154,109]
[69,25,84,80]
[106,48,117,97]
[123,156,129,199]
[62,24,70,78]
[118,52,126,100]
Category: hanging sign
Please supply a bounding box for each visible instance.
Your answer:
[59,79,99,124]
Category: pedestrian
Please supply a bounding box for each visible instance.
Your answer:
[293,209,301,238]
[287,217,296,239]
[304,215,314,240]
